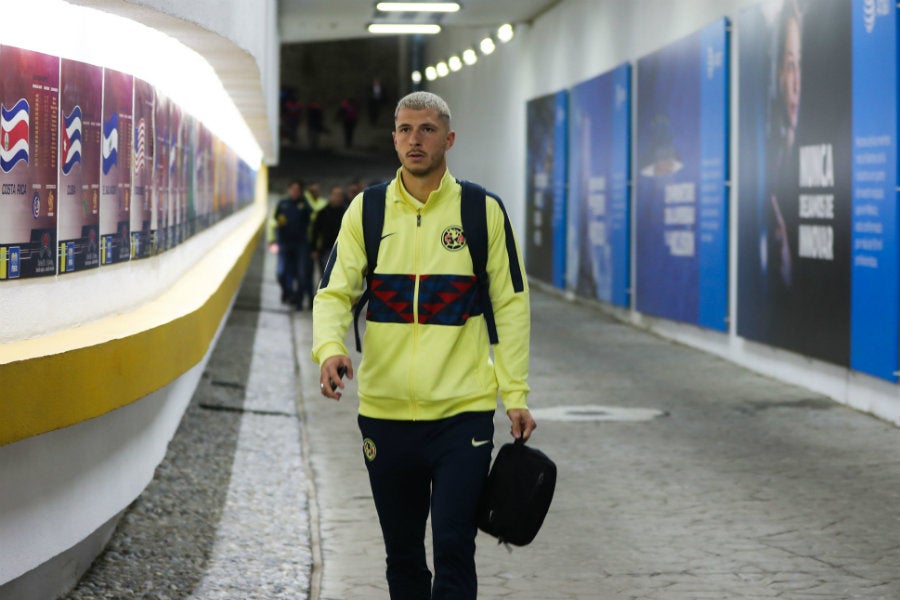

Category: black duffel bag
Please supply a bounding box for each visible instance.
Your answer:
[478,438,557,546]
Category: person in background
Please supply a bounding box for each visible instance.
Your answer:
[310,184,348,277]
[368,77,385,125]
[312,91,535,599]
[345,177,364,206]
[297,181,327,308]
[272,180,312,308]
[338,97,360,148]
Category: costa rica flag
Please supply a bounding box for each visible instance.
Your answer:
[1,98,29,173]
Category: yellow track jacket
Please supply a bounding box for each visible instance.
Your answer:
[312,168,530,421]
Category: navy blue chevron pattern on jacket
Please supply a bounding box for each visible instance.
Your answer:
[367,274,484,326]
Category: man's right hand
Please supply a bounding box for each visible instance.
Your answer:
[320,355,354,400]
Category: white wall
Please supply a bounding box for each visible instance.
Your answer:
[116,0,281,162]
[427,0,759,234]
[425,0,900,426]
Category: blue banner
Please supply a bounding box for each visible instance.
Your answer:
[526,91,568,286]
[552,91,568,289]
[851,0,898,381]
[698,20,730,330]
[566,64,631,307]
[736,0,854,368]
[635,19,729,330]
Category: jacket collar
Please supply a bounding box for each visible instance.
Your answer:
[392,167,456,209]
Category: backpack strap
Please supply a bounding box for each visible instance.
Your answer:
[353,181,389,351]
[458,179,499,345]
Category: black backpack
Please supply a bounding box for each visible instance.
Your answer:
[478,439,557,546]
[351,179,523,352]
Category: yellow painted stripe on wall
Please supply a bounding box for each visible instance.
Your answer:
[0,172,269,447]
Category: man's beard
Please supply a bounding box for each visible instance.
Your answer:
[400,151,444,177]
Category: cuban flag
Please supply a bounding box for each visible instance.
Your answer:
[134,118,145,174]
[61,105,82,175]
[1,98,29,173]
[102,112,118,175]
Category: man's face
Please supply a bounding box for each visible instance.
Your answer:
[779,16,801,132]
[392,107,455,178]
[329,187,344,205]
[289,183,301,199]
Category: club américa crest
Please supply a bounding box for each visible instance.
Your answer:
[363,438,377,462]
[441,225,466,251]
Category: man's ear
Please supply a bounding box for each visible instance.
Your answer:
[445,130,456,150]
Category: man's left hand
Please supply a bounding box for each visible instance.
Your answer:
[507,408,537,442]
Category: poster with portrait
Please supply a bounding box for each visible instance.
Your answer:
[525,90,567,288]
[99,68,133,265]
[736,0,853,367]
[131,77,153,260]
[57,59,102,274]
[635,18,729,331]
[152,90,170,253]
[0,46,59,280]
[566,63,631,307]
[849,0,898,381]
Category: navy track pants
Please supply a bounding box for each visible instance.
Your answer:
[358,411,495,600]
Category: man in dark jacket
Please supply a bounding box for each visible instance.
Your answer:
[310,184,347,276]
[273,180,313,308]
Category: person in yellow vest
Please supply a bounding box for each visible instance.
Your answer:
[299,182,326,302]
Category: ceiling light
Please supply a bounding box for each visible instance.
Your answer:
[448,55,462,71]
[462,48,478,65]
[436,61,449,77]
[376,2,460,12]
[480,37,496,55]
[425,66,438,81]
[411,70,422,83]
[497,23,514,43]
[367,23,441,34]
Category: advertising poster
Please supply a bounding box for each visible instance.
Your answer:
[850,0,898,381]
[131,77,153,260]
[57,59,102,274]
[736,0,853,366]
[152,90,170,253]
[525,90,567,288]
[169,101,184,246]
[213,138,236,217]
[181,113,195,238]
[566,63,631,307]
[194,122,213,230]
[635,19,729,331]
[0,46,59,280]
[99,68,133,266]
[237,159,256,210]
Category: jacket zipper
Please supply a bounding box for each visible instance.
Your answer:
[411,208,423,419]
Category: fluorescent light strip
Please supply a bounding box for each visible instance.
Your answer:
[376,2,460,12]
[368,23,442,34]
